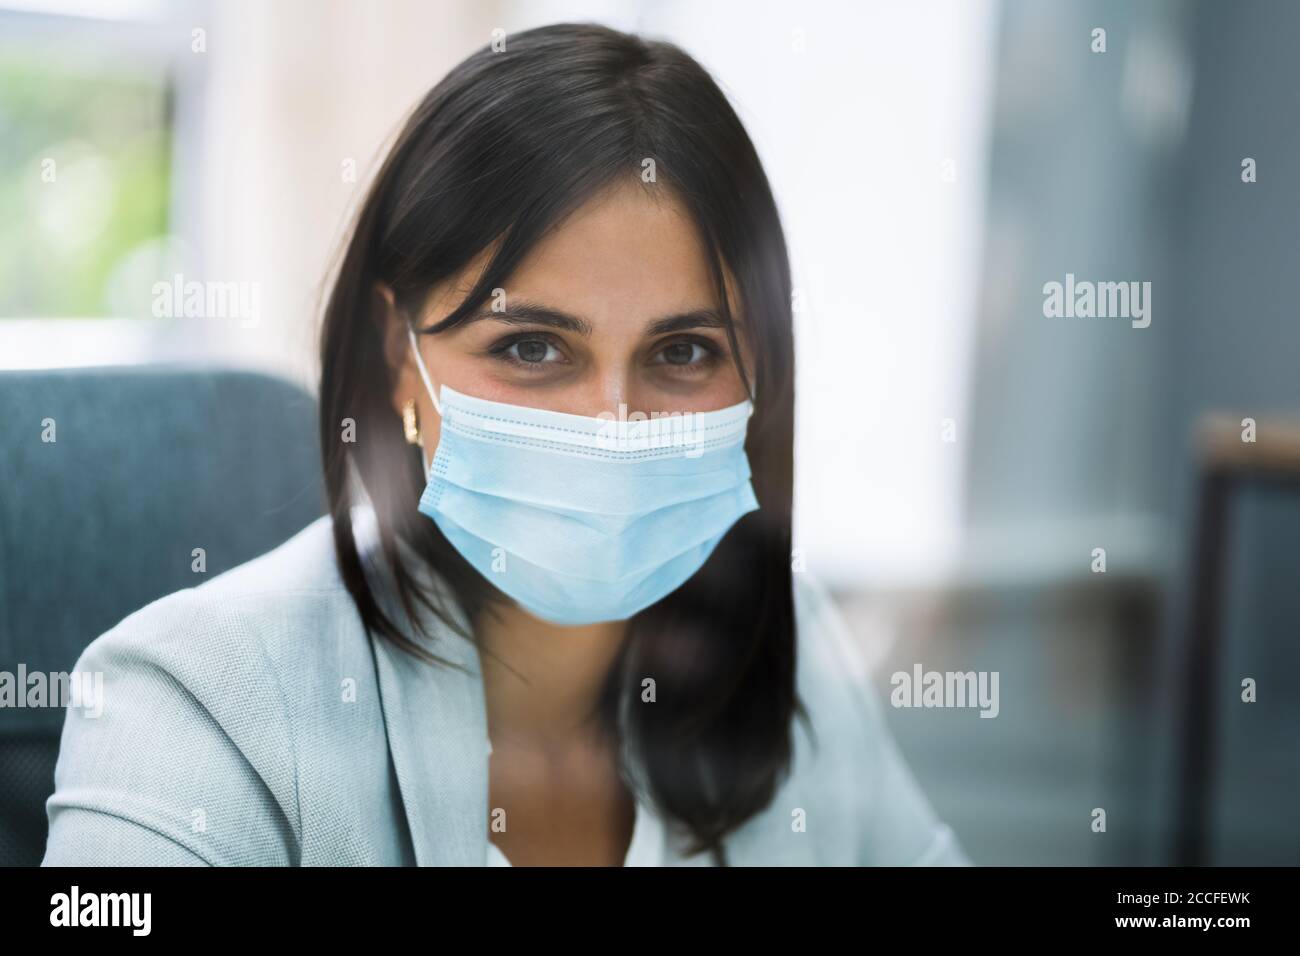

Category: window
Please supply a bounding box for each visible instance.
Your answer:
[0,1,203,321]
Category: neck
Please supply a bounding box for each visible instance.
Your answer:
[476,602,629,753]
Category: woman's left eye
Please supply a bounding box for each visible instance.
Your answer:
[652,339,716,367]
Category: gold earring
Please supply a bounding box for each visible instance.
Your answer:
[401,399,421,445]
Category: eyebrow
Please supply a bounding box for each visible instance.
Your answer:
[464,300,727,337]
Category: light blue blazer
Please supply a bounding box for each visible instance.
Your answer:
[41,510,970,866]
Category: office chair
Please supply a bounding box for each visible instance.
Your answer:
[0,365,324,866]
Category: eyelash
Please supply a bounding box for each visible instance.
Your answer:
[486,333,723,372]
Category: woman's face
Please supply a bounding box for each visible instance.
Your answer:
[383,179,753,457]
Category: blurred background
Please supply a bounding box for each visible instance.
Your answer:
[2,0,1298,865]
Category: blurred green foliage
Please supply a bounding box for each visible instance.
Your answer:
[0,55,171,317]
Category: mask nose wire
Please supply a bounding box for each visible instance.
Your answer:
[406,323,443,474]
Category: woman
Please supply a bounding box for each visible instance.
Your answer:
[43,23,968,867]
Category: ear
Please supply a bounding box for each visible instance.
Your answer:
[375,282,408,377]
[374,282,417,418]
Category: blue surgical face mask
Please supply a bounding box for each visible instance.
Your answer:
[406,325,760,625]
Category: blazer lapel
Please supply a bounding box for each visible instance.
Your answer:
[370,611,824,867]
[370,610,823,867]
[370,607,489,866]
[353,505,489,866]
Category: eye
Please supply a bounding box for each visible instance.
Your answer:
[650,336,720,369]
[661,342,700,365]
[489,334,566,367]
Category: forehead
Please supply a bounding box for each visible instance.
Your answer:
[439,180,720,330]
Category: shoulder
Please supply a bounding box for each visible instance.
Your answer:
[43,514,363,866]
[791,572,877,737]
[60,514,365,737]
[789,572,972,866]
[183,511,349,610]
[83,514,355,677]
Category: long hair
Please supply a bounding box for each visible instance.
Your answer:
[318,22,803,862]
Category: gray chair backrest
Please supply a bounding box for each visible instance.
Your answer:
[0,365,324,866]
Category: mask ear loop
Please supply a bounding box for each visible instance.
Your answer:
[406,323,443,474]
